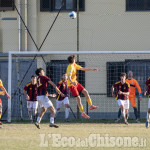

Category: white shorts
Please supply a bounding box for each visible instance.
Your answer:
[148,98,150,108]
[117,99,129,109]
[27,101,38,109]
[56,97,69,109]
[37,96,53,108]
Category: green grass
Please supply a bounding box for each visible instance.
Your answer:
[0,121,149,150]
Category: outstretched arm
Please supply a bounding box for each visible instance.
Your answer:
[48,80,64,97]
[79,67,98,71]
[1,86,10,99]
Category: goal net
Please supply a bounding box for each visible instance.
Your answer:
[7,51,149,122]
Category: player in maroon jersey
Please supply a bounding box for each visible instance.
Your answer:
[35,68,64,129]
[55,73,70,122]
[144,77,150,128]
[112,73,130,125]
[23,75,38,123]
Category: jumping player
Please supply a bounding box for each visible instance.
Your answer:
[55,73,70,122]
[66,55,99,119]
[35,68,64,129]
[112,73,130,125]
[115,71,142,123]
[0,79,10,125]
[144,76,150,128]
[23,75,38,123]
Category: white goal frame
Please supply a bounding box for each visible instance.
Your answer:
[7,50,150,122]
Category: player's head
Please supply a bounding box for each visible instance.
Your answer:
[35,68,45,76]
[120,73,126,82]
[61,73,67,81]
[68,55,75,64]
[31,75,37,84]
[128,71,133,79]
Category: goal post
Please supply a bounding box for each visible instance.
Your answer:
[8,52,12,122]
[7,50,150,122]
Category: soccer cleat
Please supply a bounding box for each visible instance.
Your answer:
[35,122,40,129]
[89,105,99,110]
[136,119,140,123]
[115,118,120,123]
[124,120,129,125]
[126,114,129,120]
[50,124,59,128]
[81,113,90,119]
[0,121,3,125]
[146,121,149,128]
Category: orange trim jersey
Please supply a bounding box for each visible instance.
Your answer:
[24,82,37,101]
[126,78,142,97]
[66,63,81,87]
[56,80,68,101]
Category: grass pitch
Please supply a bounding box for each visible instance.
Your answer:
[0,121,149,150]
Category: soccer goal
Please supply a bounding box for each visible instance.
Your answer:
[7,50,150,122]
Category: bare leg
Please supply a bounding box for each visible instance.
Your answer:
[39,107,47,118]
[120,105,128,124]
[48,105,56,118]
[76,95,90,119]
[146,108,150,128]
[36,107,47,123]
[35,107,47,129]
[82,88,90,100]
[76,95,84,113]
[147,108,150,122]
[125,109,129,120]
[48,106,59,128]
[28,108,33,122]
[82,88,98,110]
[33,108,37,121]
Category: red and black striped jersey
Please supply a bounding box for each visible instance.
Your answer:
[113,81,130,100]
[56,80,68,101]
[24,82,37,101]
[37,76,51,96]
[146,77,150,96]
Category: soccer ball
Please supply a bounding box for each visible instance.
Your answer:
[69,11,77,19]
